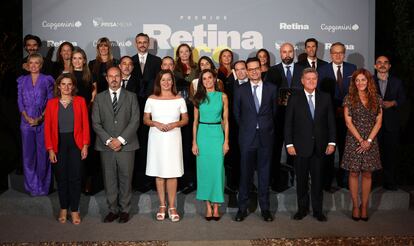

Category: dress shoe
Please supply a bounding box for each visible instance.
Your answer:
[293,211,308,220]
[119,212,130,223]
[234,210,247,222]
[261,210,274,222]
[313,213,327,222]
[104,212,119,223]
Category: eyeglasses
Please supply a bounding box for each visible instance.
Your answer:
[247,67,260,72]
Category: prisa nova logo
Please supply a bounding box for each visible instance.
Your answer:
[42,20,82,30]
[321,24,359,33]
[279,22,309,30]
[92,17,132,28]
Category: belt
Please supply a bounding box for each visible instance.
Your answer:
[199,121,221,125]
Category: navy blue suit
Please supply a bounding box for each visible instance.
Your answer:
[318,61,356,190]
[234,81,277,212]
[297,58,328,71]
[375,75,406,187]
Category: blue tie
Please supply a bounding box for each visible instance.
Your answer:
[253,85,260,113]
[308,94,315,119]
[286,65,292,88]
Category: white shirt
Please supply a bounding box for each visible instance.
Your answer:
[250,80,263,106]
[307,57,317,68]
[138,52,148,64]
[122,75,131,88]
[332,62,343,80]
[106,87,126,146]
[282,62,294,77]
[238,79,248,85]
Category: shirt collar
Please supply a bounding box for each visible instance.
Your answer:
[109,87,121,95]
[304,89,315,97]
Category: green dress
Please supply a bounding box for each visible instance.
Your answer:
[196,91,225,203]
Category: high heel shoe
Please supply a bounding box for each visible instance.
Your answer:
[351,207,360,221]
[168,207,180,222]
[58,209,67,224]
[360,206,369,222]
[71,211,81,225]
[212,215,221,221]
[156,205,167,221]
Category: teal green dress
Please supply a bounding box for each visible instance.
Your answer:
[196,91,225,203]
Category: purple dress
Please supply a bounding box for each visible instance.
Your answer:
[17,73,54,196]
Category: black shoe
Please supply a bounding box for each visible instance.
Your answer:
[313,212,327,222]
[261,210,273,222]
[234,210,247,222]
[352,215,360,221]
[205,216,213,221]
[212,215,221,221]
[119,212,130,223]
[181,183,196,194]
[293,211,308,220]
[360,216,369,222]
[383,184,398,191]
[104,212,119,223]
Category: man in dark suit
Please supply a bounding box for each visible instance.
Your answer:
[318,42,357,191]
[119,56,139,94]
[265,42,304,192]
[131,33,161,192]
[285,68,336,222]
[234,57,278,222]
[374,55,406,190]
[297,38,328,70]
[92,67,140,223]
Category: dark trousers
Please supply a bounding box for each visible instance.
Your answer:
[324,115,347,189]
[238,132,272,212]
[378,130,399,186]
[294,153,324,214]
[55,132,82,212]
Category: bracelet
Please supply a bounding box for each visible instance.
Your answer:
[367,138,372,143]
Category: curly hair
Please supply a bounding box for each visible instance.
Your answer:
[348,68,379,113]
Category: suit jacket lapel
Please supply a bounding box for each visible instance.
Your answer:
[246,82,257,114]
[104,90,115,117]
[301,90,314,121]
[259,83,269,114]
[116,88,126,114]
[314,90,321,121]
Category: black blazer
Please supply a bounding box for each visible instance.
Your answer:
[124,74,139,95]
[284,89,336,157]
[131,53,161,98]
[374,75,406,132]
[266,63,304,90]
[234,81,278,149]
[297,58,328,71]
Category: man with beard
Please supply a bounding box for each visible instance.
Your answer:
[131,33,161,192]
[265,42,304,192]
[92,67,140,223]
[21,34,53,76]
[297,38,327,70]
[374,55,406,190]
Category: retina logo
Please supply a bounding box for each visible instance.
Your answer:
[42,20,82,30]
[46,40,78,47]
[321,24,360,33]
[325,42,355,51]
[279,22,309,30]
[92,17,132,28]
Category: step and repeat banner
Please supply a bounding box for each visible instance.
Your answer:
[23,0,375,69]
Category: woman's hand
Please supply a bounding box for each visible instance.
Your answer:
[223,142,229,155]
[48,150,57,163]
[81,145,88,160]
[192,143,199,156]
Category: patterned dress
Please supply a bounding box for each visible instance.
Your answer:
[341,95,382,172]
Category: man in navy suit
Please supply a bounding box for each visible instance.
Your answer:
[297,38,328,70]
[234,57,278,222]
[374,55,406,190]
[265,43,304,192]
[318,42,357,191]
[131,33,162,192]
[285,68,336,222]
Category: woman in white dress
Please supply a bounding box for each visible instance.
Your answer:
[144,69,189,222]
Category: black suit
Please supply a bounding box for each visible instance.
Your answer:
[297,58,328,71]
[123,74,139,94]
[234,81,277,212]
[285,89,335,214]
[374,75,406,187]
[131,53,161,191]
[265,63,304,190]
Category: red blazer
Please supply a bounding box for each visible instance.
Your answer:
[44,96,90,153]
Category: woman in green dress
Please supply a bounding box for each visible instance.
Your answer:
[192,69,229,221]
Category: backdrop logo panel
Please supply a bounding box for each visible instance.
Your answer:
[23,0,375,69]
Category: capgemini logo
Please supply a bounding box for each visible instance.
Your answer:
[352,24,359,31]
[93,18,102,27]
[75,21,82,28]
[42,20,82,30]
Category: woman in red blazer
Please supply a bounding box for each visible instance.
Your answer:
[44,73,90,225]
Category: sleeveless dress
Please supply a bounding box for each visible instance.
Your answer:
[145,98,187,178]
[341,95,382,172]
[196,91,225,203]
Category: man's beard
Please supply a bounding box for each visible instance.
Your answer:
[282,57,294,64]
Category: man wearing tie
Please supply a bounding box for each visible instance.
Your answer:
[265,42,304,192]
[234,57,278,222]
[285,68,336,222]
[318,42,357,191]
[297,38,328,70]
[131,33,161,192]
[92,67,140,223]
[119,56,139,94]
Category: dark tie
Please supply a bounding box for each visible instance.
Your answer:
[122,79,127,88]
[286,65,292,87]
[308,94,315,119]
[112,92,118,113]
[337,65,343,94]
[311,61,316,68]
[253,85,260,113]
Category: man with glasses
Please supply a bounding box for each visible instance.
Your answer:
[233,57,278,222]
[319,42,357,192]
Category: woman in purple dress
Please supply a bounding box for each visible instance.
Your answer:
[17,53,54,196]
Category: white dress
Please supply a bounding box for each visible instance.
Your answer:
[144,97,187,178]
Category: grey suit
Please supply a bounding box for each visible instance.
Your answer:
[92,88,140,214]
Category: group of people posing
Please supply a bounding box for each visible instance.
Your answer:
[17,33,405,225]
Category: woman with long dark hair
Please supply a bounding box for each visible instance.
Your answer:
[256,48,271,80]
[217,49,234,83]
[53,41,74,79]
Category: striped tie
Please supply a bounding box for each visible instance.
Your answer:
[112,92,118,113]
